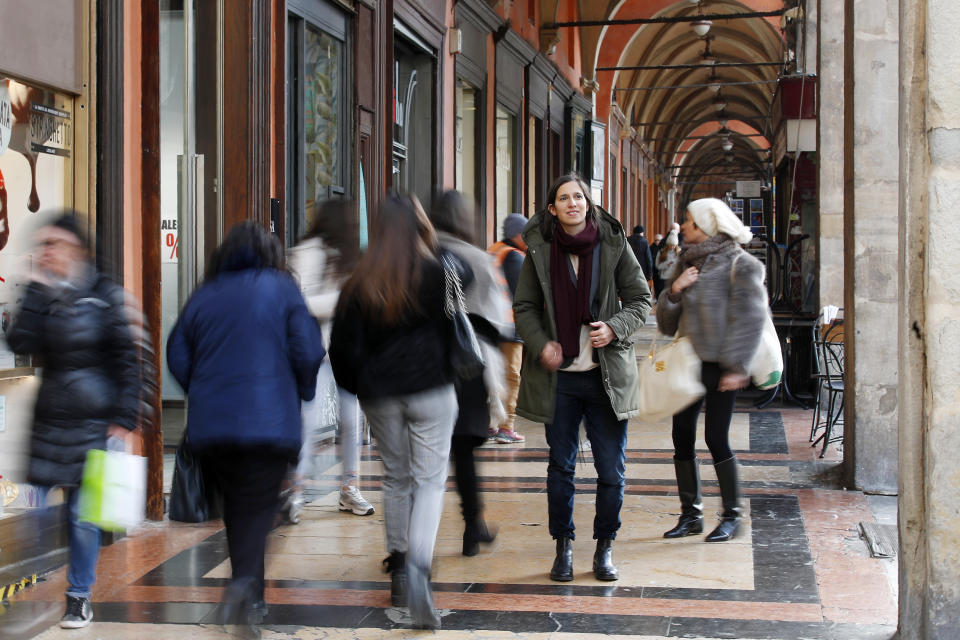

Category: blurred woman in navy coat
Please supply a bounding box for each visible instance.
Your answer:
[167,222,325,628]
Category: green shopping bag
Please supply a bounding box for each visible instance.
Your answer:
[78,446,147,532]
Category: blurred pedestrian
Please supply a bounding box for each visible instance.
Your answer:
[167,222,325,634]
[6,212,142,629]
[487,213,528,444]
[513,174,651,583]
[431,190,513,557]
[329,194,456,629]
[627,224,654,286]
[656,229,681,286]
[285,200,373,523]
[650,233,665,297]
[656,198,766,542]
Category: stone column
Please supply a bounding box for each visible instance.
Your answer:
[816,0,843,307]
[899,1,960,636]
[842,0,899,493]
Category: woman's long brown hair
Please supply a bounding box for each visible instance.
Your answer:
[340,194,438,324]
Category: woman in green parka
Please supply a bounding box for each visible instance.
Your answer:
[513,173,651,582]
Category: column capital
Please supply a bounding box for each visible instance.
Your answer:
[539,26,561,55]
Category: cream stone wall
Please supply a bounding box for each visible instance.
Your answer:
[843,0,899,493]
[899,0,960,636]
[816,0,843,308]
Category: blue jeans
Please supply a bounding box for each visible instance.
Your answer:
[40,486,101,599]
[545,369,628,541]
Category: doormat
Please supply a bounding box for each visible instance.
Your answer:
[859,522,898,558]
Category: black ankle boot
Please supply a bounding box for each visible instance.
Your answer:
[592,538,619,581]
[382,551,407,606]
[664,513,704,538]
[463,519,497,557]
[549,537,574,582]
[705,457,741,542]
[664,457,704,538]
[705,513,740,542]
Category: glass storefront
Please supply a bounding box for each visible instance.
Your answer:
[159,0,222,443]
[287,1,350,246]
[454,79,477,206]
[495,104,517,237]
[0,78,75,371]
[393,28,436,206]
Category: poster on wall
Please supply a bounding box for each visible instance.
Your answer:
[0,77,74,369]
[750,198,764,228]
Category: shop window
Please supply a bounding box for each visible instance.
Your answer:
[495,104,518,238]
[455,80,478,206]
[287,1,351,246]
[0,78,76,372]
[393,31,436,206]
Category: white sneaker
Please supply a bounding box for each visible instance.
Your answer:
[285,492,304,524]
[60,595,93,629]
[339,486,375,516]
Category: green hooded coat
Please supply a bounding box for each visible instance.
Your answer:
[513,207,652,424]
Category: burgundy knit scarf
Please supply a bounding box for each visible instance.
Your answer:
[551,219,600,359]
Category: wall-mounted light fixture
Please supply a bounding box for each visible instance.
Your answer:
[713,93,727,112]
[449,28,462,55]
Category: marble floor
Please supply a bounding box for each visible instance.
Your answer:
[2,406,898,640]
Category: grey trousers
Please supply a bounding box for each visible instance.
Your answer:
[362,385,457,569]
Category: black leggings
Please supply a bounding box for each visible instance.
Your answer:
[672,361,737,463]
[451,435,486,523]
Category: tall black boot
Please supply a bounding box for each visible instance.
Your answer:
[705,456,741,542]
[382,551,407,607]
[663,457,704,538]
[463,518,497,557]
[592,538,619,581]
[549,537,574,582]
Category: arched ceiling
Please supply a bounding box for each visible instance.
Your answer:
[545,0,792,203]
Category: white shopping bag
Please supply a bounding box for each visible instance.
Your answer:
[78,440,147,532]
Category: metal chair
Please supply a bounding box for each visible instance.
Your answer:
[809,315,828,442]
[811,322,844,457]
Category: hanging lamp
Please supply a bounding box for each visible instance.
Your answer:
[713,92,727,112]
[691,1,711,37]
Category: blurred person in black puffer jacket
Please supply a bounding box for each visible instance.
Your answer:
[6,212,142,630]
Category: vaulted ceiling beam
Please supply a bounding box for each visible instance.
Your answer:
[597,61,784,72]
[549,9,788,29]
[614,79,780,91]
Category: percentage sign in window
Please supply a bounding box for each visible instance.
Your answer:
[165,233,179,260]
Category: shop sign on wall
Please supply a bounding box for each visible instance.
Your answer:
[29,104,71,157]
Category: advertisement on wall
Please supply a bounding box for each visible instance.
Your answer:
[0,77,74,369]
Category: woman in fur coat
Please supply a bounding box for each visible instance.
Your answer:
[655,198,767,543]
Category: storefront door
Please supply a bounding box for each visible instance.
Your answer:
[393,27,436,206]
[159,0,222,445]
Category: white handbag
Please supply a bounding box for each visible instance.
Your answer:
[750,312,783,390]
[636,334,705,421]
[731,253,783,390]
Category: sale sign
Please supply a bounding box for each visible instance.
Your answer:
[161,218,179,264]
